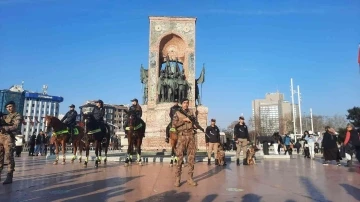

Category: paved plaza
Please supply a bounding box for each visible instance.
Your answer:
[0,155,360,202]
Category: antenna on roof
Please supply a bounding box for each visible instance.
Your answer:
[42,85,48,95]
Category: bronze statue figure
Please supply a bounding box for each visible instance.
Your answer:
[140,65,148,104]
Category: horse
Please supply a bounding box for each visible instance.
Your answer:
[124,111,146,166]
[82,113,110,168]
[45,116,84,165]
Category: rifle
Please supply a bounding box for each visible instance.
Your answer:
[178,108,205,132]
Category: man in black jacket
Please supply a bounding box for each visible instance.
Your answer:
[233,116,249,166]
[205,119,220,165]
[165,99,180,143]
[61,104,78,143]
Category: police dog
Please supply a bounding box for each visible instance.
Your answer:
[243,145,260,165]
[216,144,226,166]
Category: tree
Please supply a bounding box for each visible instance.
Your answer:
[248,114,263,135]
[324,114,348,131]
[279,113,293,134]
[346,107,360,127]
[223,120,238,140]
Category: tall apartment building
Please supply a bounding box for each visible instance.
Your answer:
[113,105,129,132]
[252,92,299,135]
[22,92,64,140]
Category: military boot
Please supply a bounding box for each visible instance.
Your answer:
[236,158,240,166]
[3,172,13,185]
[215,159,219,166]
[207,158,211,165]
[174,176,181,187]
[187,173,197,186]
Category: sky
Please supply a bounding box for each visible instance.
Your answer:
[1,0,359,129]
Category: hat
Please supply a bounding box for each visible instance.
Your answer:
[69,104,75,108]
[174,99,178,102]
[95,100,103,104]
[131,98,138,103]
[211,119,216,122]
[181,98,189,103]
[239,116,245,120]
[5,101,15,107]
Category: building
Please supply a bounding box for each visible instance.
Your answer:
[252,92,299,135]
[0,84,26,115]
[113,105,129,133]
[22,92,64,140]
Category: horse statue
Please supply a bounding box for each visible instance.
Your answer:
[45,116,84,165]
[124,110,146,166]
[82,113,110,168]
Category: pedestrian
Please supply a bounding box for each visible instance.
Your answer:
[15,134,25,157]
[205,119,220,165]
[172,98,197,187]
[322,126,341,166]
[343,123,360,167]
[233,116,250,166]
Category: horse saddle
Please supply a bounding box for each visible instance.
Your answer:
[67,127,79,135]
[125,122,143,131]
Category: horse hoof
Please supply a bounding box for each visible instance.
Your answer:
[169,164,173,167]
[62,162,66,165]
[71,160,74,163]
[124,163,129,167]
[53,161,58,165]
[79,159,82,163]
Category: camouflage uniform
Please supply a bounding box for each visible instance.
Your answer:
[0,111,21,184]
[172,108,197,187]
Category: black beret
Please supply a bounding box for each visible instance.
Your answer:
[5,101,15,107]
[181,98,189,103]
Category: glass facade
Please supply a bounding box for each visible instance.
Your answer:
[0,90,25,115]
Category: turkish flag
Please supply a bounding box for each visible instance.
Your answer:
[358,44,360,65]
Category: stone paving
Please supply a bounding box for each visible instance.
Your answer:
[0,155,360,202]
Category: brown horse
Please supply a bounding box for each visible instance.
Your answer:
[82,113,110,168]
[124,111,146,166]
[45,116,84,165]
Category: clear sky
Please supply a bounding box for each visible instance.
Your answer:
[1,0,359,128]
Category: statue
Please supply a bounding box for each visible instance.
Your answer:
[140,65,148,104]
[157,70,167,102]
[166,72,178,102]
[177,70,191,102]
[195,65,205,105]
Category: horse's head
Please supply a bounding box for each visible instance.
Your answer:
[126,110,139,130]
[82,112,96,132]
[45,116,63,133]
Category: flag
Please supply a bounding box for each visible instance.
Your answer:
[358,43,360,72]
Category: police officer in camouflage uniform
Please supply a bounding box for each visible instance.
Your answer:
[165,99,180,143]
[172,98,197,187]
[0,101,22,184]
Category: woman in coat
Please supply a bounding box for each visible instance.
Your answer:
[322,126,341,166]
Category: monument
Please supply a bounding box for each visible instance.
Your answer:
[140,16,208,151]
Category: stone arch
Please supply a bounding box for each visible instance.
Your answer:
[157,32,188,64]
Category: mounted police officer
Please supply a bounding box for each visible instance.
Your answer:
[165,99,180,143]
[129,98,142,118]
[0,101,22,184]
[60,104,78,142]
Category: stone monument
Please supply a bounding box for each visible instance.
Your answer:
[140,16,209,151]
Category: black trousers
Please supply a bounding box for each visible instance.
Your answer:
[15,146,23,156]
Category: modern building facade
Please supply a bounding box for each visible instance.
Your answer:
[22,92,64,140]
[252,92,299,135]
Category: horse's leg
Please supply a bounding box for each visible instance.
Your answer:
[136,135,143,166]
[84,143,89,167]
[94,140,99,168]
[78,139,83,163]
[53,141,59,165]
[61,140,66,165]
[124,134,131,167]
[104,139,108,164]
[71,139,77,163]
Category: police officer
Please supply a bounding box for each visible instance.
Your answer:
[129,98,142,118]
[172,98,197,187]
[60,104,78,142]
[93,99,105,126]
[0,101,22,184]
[165,99,180,143]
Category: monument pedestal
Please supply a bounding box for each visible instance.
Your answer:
[141,103,208,151]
